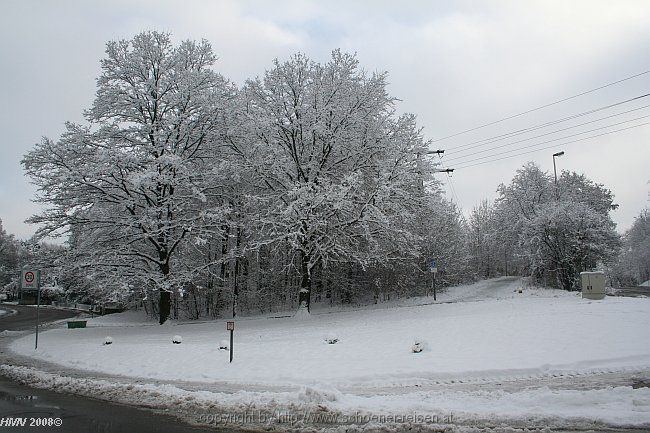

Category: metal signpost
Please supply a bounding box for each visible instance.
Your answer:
[226,321,234,363]
[21,269,41,349]
[430,260,438,301]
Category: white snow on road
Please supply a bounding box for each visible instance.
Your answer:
[6,277,650,429]
[1,364,648,430]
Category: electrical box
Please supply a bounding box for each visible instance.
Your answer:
[580,271,606,300]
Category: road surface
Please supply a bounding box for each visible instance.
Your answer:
[0,305,237,433]
[0,375,233,433]
[611,286,650,297]
[0,305,79,332]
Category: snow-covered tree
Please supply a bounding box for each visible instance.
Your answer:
[0,220,21,289]
[22,33,476,319]
[467,200,497,278]
[519,201,619,289]
[467,200,523,278]
[23,32,235,323]
[495,163,620,290]
[228,51,434,311]
[413,197,470,288]
[613,208,650,286]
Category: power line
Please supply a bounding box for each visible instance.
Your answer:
[452,117,649,166]
[435,153,457,203]
[445,172,468,224]
[453,122,649,170]
[431,69,650,143]
[445,95,650,154]
[436,153,462,208]
[446,104,649,160]
[447,172,461,205]
[444,113,650,164]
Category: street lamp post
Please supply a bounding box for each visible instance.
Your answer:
[552,151,564,200]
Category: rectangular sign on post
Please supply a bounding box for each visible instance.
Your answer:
[430,260,437,274]
[21,270,40,289]
[226,321,234,331]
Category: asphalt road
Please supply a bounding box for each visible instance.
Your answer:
[0,375,234,433]
[611,286,650,297]
[0,305,79,332]
[0,305,236,433]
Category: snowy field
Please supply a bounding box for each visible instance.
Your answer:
[7,277,650,429]
[10,278,650,387]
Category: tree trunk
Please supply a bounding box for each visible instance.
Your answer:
[557,263,575,291]
[159,260,171,325]
[159,288,171,324]
[298,250,311,312]
[232,227,242,318]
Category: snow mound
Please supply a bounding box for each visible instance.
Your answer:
[412,339,428,353]
[297,386,341,403]
[293,302,311,320]
[324,333,339,344]
[0,330,26,337]
[87,310,153,327]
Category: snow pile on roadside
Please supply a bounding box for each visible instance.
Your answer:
[0,364,648,431]
[86,309,155,327]
[0,330,27,337]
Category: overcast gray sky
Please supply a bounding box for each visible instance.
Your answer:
[1,0,649,239]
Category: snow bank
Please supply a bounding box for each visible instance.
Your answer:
[0,364,648,430]
[86,309,154,327]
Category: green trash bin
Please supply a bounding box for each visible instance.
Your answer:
[67,320,87,329]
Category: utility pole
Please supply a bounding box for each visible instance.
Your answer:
[553,151,564,200]
[415,150,447,189]
[430,260,437,300]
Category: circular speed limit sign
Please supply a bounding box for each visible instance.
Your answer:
[21,269,39,289]
[24,271,35,283]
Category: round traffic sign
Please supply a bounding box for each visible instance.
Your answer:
[24,271,35,283]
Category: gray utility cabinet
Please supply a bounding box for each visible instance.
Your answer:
[580,271,606,300]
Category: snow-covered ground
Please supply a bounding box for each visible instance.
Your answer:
[5,277,650,430]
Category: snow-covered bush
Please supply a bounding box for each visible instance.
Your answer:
[411,339,428,353]
[103,336,113,345]
[172,335,182,344]
[218,340,229,350]
[324,334,339,344]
